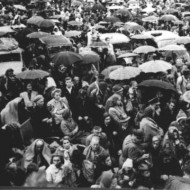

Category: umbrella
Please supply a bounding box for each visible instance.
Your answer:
[27,31,50,39]
[65,30,82,38]
[139,60,172,73]
[27,16,44,26]
[173,20,184,25]
[109,66,141,80]
[182,91,190,104]
[159,45,186,52]
[160,14,178,22]
[39,19,55,28]
[14,4,26,11]
[92,4,106,11]
[101,65,123,79]
[0,26,15,36]
[175,37,190,45]
[94,24,105,29]
[16,69,49,80]
[138,79,177,92]
[131,34,153,40]
[113,22,124,27]
[133,45,157,54]
[124,23,145,33]
[52,51,83,67]
[71,0,83,7]
[115,8,132,17]
[118,52,139,58]
[89,38,108,48]
[104,16,121,23]
[80,51,100,64]
[100,33,130,44]
[68,20,83,26]
[142,15,158,22]
[50,15,65,20]
[165,8,178,14]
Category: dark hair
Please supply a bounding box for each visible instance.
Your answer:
[50,154,64,164]
[65,77,72,82]
[26,163,39,176]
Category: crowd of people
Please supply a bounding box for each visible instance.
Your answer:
[1,0,190,189]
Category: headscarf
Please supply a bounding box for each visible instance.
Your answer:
[23,139,51,169]
[0,97,22,125]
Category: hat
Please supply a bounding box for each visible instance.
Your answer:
[122,158,133,169]
[112,84,123,93]
[51,88,62,98]
[33,95,44,103]
[133,129,144,139]
[100,171,114,188]
[148,97,160,105]
[176,109,187,122]
[176,59,183,67]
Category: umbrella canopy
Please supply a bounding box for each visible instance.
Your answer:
[27,31,50,39]
[52,51,83,67]
[160,14,178,22]
[65,30,82,38]
[100,33,130,44]
[133,45,157,54]
[115,8,132,17]
[124,23,145,33]
[50,15,65,19]
[159,45,186,52]
[92,3,106,11]
[131,34,153,40]
[0,26,15,36]
[113,22,124,27]
[118,52,138,58]
[138,79,177,92]
[89,38,108,48]
[139,60,172,73]
[27,16,44,26]
[80,51,100,64]
[16,69,49,80]
[39,19,55,28]
[142,15,159,23]
[68,20,83,26]
[109,66,141,80]
[71,0,83,7]
[175,37,190,45]
[165,8,178,14]
[94,24,105,29]
[182,91,190,104]
[14,4,26,11]
[101,65,123,79]
[104,16,121,23]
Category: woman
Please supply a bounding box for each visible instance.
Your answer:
[108,94,130,130]
[23,139,51,169]
[20,82,38,109]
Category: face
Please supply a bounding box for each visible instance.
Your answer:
[73,77,79,85]
[91,139,100,151]
[53,156,62,168]
[104,116,111,125]
[36,98,44,108]
[35,140,44,153]
[105,156,112,166]
[63,139,71,150]
[132,134,142,144]
[116,97,122,106]
[163,155,172,164]
[7,71,16,82]
[65,79,73,88]
[27,83,32,91]
[58,65,67,73]
[54,92,61,101]
[152,139,160,149]
[141,170,151,178]
[169,102,175,111]
[93,128,102,136]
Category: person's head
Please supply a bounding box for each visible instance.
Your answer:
[5,68,15,81]
[138,163,151,178]
[62,136,71,150]
[100,171,114,188]
[33,95,44,108]
[35,139,44,154]
[104,112,111,125]
[105,37,110,44]
[112,84,123,96]
[111,94,122,107]
[105,155,112,167]
[73,76,80,85]
[152,136,161,149]
[90,136,100,151]
[122,158,133,173]
[65,77,73,88]
[132,129,144,144]
[26,163,39,176]
[168,100,176,112]
[51,88,62,101]
[92,126,102,137]
[26,82,33,91]
[183,69,190,80]
[58,64,67,73]
[51,155,63,168]
[161,148,173,164]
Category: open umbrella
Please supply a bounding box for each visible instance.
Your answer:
[52,51,83,67]
[138,79,177,92]
[14,5,26,11]
[131,34,153,40]
[0,26,15,36]
[39,19,55,28]
[68,20,83,26]
[139,60,172,73]
[27,16,44,26]
[65,30,82,38]
[71,0,83,7]
[101,65,122,79]
[165,8,178,14]
[109,66,141,80]
[16,69,49,80]
[100,33,130,44]
[92,4,106,11]
[182,91,190,104]
[80,51,100,64]
[175,37,190,45]
[118,52,138,58]
[133,45,157,54]
[50,15,65,20]
[159,45,186,52]
[124,23,145,33]
[142,15,158,23]
[89,38,108,48]
[113,22,124,27]
[160,14,178,22]
[115,8,132,17]
[104,16,121,23]
[27,31,50,39]
[94,24,105,29]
